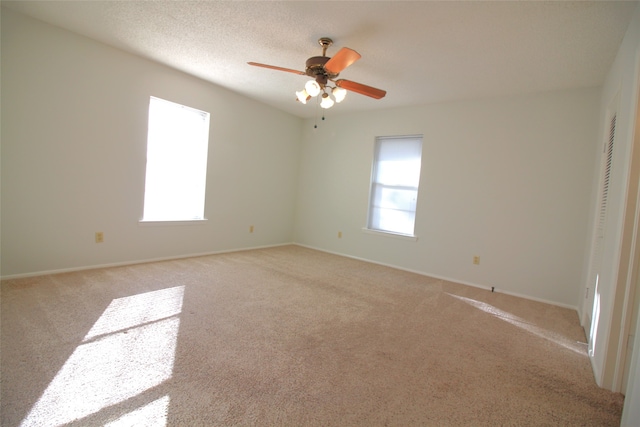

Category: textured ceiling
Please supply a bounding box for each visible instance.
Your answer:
[3,1,637,118]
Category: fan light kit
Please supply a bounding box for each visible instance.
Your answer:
[248,37,386,110]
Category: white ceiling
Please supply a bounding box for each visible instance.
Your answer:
[3,1,637,118]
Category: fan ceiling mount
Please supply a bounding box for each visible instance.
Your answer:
[248,37,386,107]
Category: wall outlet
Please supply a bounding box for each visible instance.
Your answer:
[473,255,480,265]
[338,231,342,238]
[249,225,254,233]
[95,232,104,243]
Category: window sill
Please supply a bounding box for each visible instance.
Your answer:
[361,228,418,241]
[139,219,208,226]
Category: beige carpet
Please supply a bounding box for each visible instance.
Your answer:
[1,245,624,426]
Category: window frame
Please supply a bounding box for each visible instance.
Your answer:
[365,134,423,239]
[139,96,211,224]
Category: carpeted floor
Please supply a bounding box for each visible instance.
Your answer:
[1,245,624,426]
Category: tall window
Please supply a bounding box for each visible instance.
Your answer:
[142,97,210,222]
[367,135,423,236]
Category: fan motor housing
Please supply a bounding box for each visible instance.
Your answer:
[305,56,338,85]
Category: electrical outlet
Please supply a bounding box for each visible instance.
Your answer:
[338,231,342,238]
[473,255,480,265]
[249,225,254,233]
[95,232,104,243]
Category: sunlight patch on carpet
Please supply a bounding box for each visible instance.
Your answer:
[447,293,587,355]
[85,286,184,341]
[20,286,184,427]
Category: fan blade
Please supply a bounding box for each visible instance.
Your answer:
[247,62,305,75]
[335,79,386,99]
[324,48,361,74]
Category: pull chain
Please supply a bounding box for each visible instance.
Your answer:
[313,96,327,128]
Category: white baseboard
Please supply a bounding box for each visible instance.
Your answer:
[0,243,294,280]
[2,242,581,314]
[295,243,579,312]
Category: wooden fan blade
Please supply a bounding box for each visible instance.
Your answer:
[324,48,361,74]
[335,79,386,99]
[247,62,305,75]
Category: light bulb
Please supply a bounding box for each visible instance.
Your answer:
[305,80,321,97]
[320,93,334,109]
[332,87,347,103]
[296,89,310,104]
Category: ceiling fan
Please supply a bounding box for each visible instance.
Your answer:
[248,37,386,109]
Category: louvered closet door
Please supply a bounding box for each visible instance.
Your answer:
[586,113,616,351]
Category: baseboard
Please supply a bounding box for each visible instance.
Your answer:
[1,242,581,314]
[295,243,580,312]
[0,243,295,280]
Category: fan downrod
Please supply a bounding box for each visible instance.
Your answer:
[318,37,333,56]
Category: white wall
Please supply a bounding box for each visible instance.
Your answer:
[294,89,600,309]
[588,3,640,391]
[1,9,302,277]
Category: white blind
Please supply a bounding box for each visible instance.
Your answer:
[142,97,210,221]
[368,135,423,235]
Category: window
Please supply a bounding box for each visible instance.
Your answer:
[367,135,423,236]
[142,97,210,222]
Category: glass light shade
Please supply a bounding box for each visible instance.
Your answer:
[296,89,310,104]
[320,93,334,109]
[304,80,321,97]
[332,87,347,103]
